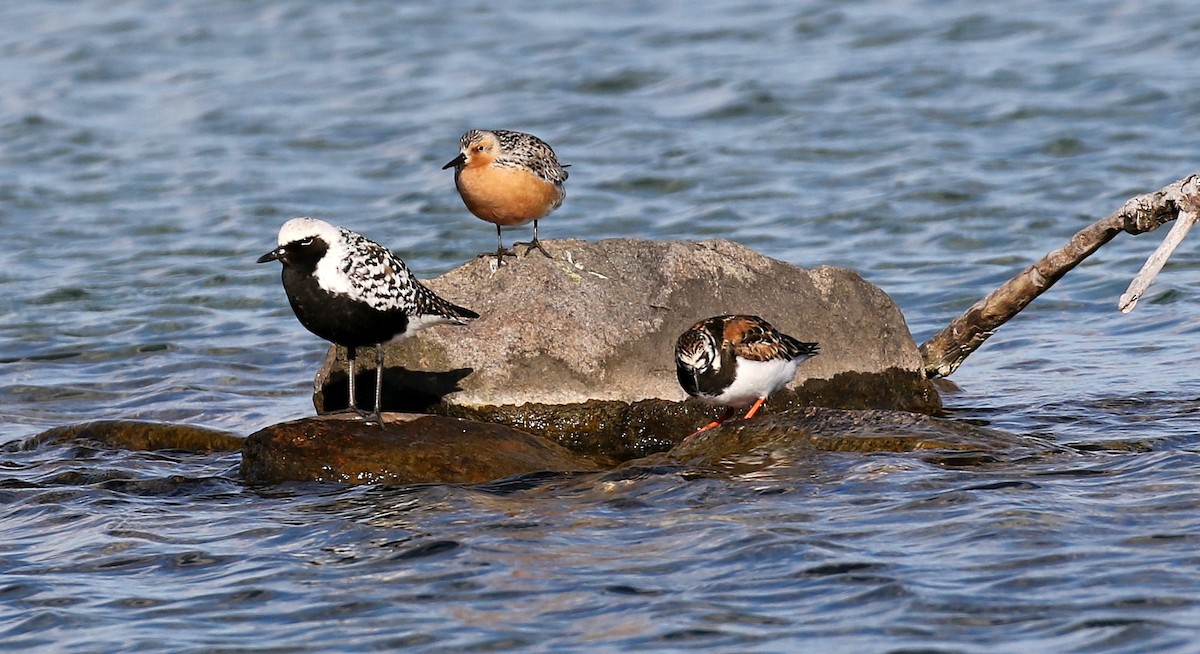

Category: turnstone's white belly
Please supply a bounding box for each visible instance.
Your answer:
[705,357,800,407]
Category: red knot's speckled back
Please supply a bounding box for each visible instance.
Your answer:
[443,129,568,266]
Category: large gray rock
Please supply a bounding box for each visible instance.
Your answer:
[314,238,938,458]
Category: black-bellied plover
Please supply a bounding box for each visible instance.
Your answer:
[258,216,478,424]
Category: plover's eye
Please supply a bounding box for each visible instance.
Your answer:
[475,145,486,152]
[298,237,315,247]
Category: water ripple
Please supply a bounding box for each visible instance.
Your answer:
[3,0,1200,650]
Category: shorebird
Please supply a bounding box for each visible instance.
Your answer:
[675,315,819,440]
[443,129,568,266]
[257,217,478,424]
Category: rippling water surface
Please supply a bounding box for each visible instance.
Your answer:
[3,1,1200,651]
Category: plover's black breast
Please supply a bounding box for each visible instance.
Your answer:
[281,265,414,348]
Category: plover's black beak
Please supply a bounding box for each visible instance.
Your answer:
[442,153,466,170]
[257,247,284,264]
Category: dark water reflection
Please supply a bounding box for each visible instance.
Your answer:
[4,0,1200,651]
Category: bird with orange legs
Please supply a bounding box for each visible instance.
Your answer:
[675,315,819,440]
[443,129,568,266]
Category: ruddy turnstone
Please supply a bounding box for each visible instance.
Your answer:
[257,217,478,424]
[675,315,819,439]
[443,129,568,265]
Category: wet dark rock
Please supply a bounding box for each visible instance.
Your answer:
[654,407,1070,472]
[313,238,940,458]
[438,368,943,460]
[24,420,242,452]
[240,414,607,485]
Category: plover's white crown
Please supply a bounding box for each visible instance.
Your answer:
[277,216,341,248]
[274,216,443,316]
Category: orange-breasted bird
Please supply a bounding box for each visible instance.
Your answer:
[443,129,568,266]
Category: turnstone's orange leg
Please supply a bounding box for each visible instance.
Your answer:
[741,396,768,420]
[684,407,735,441]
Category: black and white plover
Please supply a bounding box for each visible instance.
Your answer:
[443,129,568,265]
[675,315,819,440]
[258,217,478,424]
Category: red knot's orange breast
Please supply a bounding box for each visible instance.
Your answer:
[455,165,563,227]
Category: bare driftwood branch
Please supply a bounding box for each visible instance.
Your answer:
[1119,207,1200,312]
[920,174,1200,379]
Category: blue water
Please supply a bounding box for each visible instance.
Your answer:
[3,1,1200,651]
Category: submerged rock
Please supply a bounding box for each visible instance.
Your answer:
[241,413,606,485]
[657,406,1068,472]
[313,238,939,458]
[25,420,242,452]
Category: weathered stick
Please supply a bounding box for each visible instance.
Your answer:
[920,174,1199,379]
[1118,210,1199,313]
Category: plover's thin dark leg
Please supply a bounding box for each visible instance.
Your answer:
[368,344,386,426]
[345,345,358,412]
[516,219,551,258]
[339,346,371,420]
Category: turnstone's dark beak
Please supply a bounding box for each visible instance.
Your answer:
[442,153,466,170]
[257,247,284,264]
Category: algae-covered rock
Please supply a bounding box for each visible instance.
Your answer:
[436,368,944,460]
[660,406,1067,472]
[241,413,606,485]
[25,420,243,452]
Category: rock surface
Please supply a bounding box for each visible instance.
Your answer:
[241,413,607,485]
[662,406,1064,470]
[313,238,939,457]
[25,420,243,451]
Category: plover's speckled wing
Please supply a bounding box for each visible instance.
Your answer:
[329,227,418,312]
[310,226,474,323]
